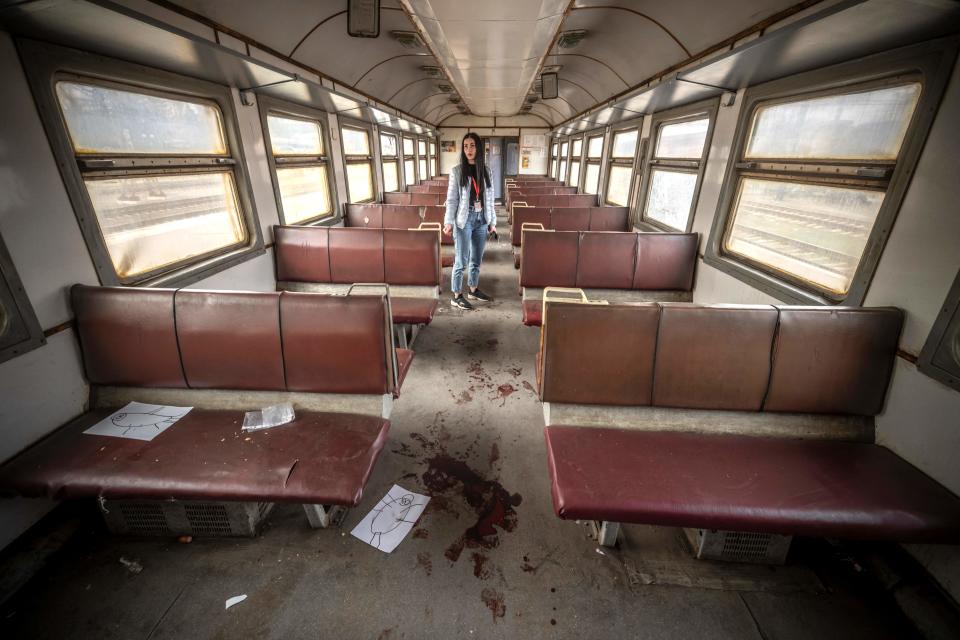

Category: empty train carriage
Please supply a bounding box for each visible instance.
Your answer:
[0,0,959,637]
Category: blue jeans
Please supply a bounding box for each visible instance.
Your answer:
[451,212,488,294]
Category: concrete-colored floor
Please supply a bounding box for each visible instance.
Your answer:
[1,209,919,639]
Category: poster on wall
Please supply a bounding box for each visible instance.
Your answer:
[440,140,456,152]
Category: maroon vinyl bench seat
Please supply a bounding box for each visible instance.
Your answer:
[536,300,960,544]
[275,226,441,333]
[0,408,388,506]
[0,285,407,529]
[544,427,960,543]
[520,231,698,326]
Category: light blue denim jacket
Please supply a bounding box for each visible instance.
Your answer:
[443,164,496,229]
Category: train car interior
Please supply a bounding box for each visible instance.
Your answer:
[2,0,960,637]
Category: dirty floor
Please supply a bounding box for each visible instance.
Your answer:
[0,209,919,639]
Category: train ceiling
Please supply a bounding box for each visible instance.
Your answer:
[1,0,959,130]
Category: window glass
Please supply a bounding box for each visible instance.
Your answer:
[571,139,582,156]
[745,84,920,160]
[382,161,399,192]
[611,129,638,158]
[341,127,370,155]
[587,135,603,158]
[380,133,397,157]
[430,141,437,156]
[56,81,226,155]
[346,163,374,202]
[403,137,414,155]
[267,115,322,155]
[550,159,557,178]
[85,172,245,278]
[404,159,416,185]
[560,141,569,157]
[656,118,709,159]
[569,161,580,187]
[558,159,567,182]
[645,169,697,230]
[584,163,600,194]
[418,140,426,155]
[724,178,882,295]
[275,166,331,223]
[606,165,632,206]
[418,158,427,180]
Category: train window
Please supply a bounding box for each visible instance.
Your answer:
[52,77,258,284]
[380,133,400,192]
[429,141,438,177]
[705,41,953,305]
[263,106,334,226]
[549,142,558,178]
[402,137,416,186]
[583,133,603,194]
[559,140,569,183]
[340,124,375,203]
[569,138,583,188]
[605,127,639,206]
[638,100,718,231]
[417,139,428,182]
[0,232,45,365]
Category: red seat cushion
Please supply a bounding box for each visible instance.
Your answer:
[0,409,390,506]
[441,253,454,268]
[522,299,542,326]
[395,348,414,396]
[390,297,438,325]
[544,426,960,543]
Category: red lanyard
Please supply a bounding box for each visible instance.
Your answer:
[470,176,480,199]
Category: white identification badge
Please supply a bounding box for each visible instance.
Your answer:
[473,201,482,212]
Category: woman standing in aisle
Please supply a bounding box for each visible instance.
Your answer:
[442,132,496,310]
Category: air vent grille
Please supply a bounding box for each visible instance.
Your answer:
[391,31,425,49]
[557,30,587,49]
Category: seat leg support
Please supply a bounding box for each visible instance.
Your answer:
[303,504,347,529]
[595,520,620,547]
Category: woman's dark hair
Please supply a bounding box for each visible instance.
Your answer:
[459,132,491,189]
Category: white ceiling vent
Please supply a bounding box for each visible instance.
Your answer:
[391,31,425,49]
[557,30,587,49]
[421,66,442,77]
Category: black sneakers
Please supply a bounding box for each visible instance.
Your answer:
[451,294,474,310]
[467,288,492,302]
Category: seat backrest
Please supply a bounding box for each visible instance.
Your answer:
[520,230,697,292]
[511,207,630,246]
[72,285,396,395]
[538,301,903,416]
[344,203,382,229]
[275,226,440,286]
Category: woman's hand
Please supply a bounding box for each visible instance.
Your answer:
[443,224,453,236]
[488,225,495,234]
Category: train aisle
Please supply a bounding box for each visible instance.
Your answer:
[0,208,919,639]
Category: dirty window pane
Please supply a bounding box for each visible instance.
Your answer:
[403,137,415,156]
[382,161,399,192]
[560,141,568,157]
[656,118,709,159]
[558,160,567,183]
[418,159,427,181]
[606,165,632,205]
[341,127,370,156]
[583,163,600,194]
[569,161,580,187]
[645,169,697,230]
[57,81,226,155]
[587,135,603,158]
[268,115,322,156]
[724,178,883,295]
[404,159,416,185]
[418,140,427,155]
[276,165,331,224]
[346,163,374,202]
[380,134,397,157]
[550,159,557,178]
[745,84,920,160]
[611,129,638,158]
[85,172,245,278]
[571,139,582,156]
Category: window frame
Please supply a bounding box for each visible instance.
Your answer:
[582,129,605,195]
[417,137,428,184]
[20,39,264,288]
[378,128,401,193]
[339,118,378,204]
[259,95,338,226]
[549,140,559,179]
[429,139,438,178]
[568,136,584,189]
[558,138,570,184]
[705,39,957,306]
[402,135,417,188]
[637,98,719,232]
[0,232,45,365]
[604,119,643,207]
